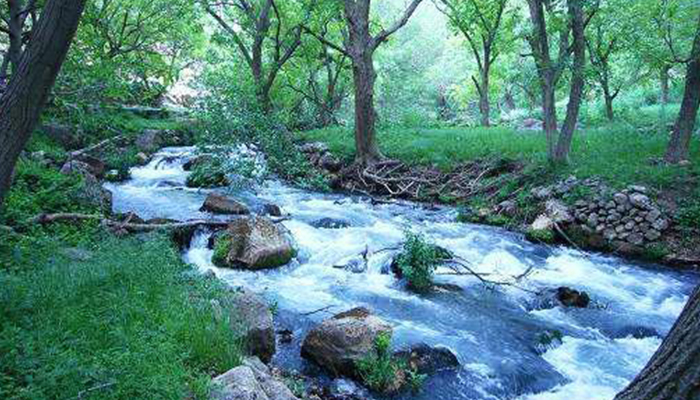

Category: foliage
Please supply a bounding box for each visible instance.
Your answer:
[394,232,450,293]
[212,234,232,267]
[0,234,243,400]
[55,0,203,106]
[0,159,100,228]
[186,158,229,189]
[193,59,328,191]
[526,227,555,244]
[677,198,700,230]
[356,332,402,393]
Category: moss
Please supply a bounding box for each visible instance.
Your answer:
[526,228,555,244]
[212,234,232,267]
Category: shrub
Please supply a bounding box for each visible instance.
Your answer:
[526,228,555,244]
[356,332,401,393]
[212,234,232,267]
[394,232,449,293]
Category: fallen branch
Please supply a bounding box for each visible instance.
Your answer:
[28,213,232,232]
[69,132,126,159]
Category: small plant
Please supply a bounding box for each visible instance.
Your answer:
[357,332,401,393]
[677,199,700,230]
[284,375,306,398]
[406,368,427,393]
[211,234,231,267]
[394,232,449,293]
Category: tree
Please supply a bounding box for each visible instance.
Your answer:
[55,0,202,105]
[614,284,700,400]
[308,0,424,165]
[0,0,41,82]
[201,0,308,113]
[525,0,588,163]
[664,13,700,164]
[436,0,513,127]
[0,0,87,209]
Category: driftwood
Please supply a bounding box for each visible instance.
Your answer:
[334,158,525,204]
[27,213,290,232]
[69,132,126,159]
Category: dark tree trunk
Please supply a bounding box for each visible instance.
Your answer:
[664,17,700,164]
[615,285,700,400]
[541,80,558,158]
[0,0,87,209]
[604,90,615,121]
[503,87,516,112]
[553,0,586,163]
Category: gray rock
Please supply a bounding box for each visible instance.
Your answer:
[630,193,651,208]
[625,221,636,230]
[263,203,283,217]
[645,230,661,241]
[226,287,276,363]
[645,209,662,223]
[299,142,330,154]
[652,218,669,231]
[301,307,393,378]
[201,193,250,215]
[211,357,299,400]
[627,233,644,246]
[497,200,518,216]
[531,186,553,199]
[545,199,573,224]
[613,193,629,205]
[393,343,460,374]
[217,216,295,270]
[628,185,648,194]
[40,123,81,149]
[311,218,351,229]
[135,129,165,152]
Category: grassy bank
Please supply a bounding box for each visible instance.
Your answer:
[300,122,700,191]
[0,231,242,400]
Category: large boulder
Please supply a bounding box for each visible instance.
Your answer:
[200,193,250,215]
[301,307,393,378]
[214,217,295,270]
[40,123,81,149]
[211,357,299,400]
[135,129,165,152]
[223,287,276,363]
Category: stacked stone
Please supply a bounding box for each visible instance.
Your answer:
[573,186,670,246]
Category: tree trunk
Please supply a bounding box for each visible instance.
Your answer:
[0,0,87,209]
[479,68,491,127]
[664,18,700,164]
[614,285,700,400]
[604,91,615,121]
[660,65,670,106]
[542,80,558,159]
[553,0,586,163]
[351,51,382,165]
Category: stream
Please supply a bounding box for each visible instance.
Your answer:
[106,147,699,400]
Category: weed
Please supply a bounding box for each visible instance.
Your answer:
[394,232,449,293]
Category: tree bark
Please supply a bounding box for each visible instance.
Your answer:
[660,65,670,106]
[614,285,700,400]
[664,16,700,164]
[553,0,586,163]
[0,0,87,209]
[478,67,491,127]
[604,89,615,121]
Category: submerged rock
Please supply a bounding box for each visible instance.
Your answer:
[301,307,393,378]
[200,193,250,215]
[530,287,591,310]
[310,217,351,229]
[263,203,283,217]
[211,357,299,400]
[393,343,460,374]
[215,216,295,270]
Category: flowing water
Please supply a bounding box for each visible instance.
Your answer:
[106,147,699,400]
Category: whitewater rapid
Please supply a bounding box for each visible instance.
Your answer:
[106,147,698,400]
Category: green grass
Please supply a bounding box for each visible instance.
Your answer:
[0,232,243,400]
[300,121,700,190]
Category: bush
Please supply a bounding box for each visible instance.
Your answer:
[356,332,426,394]
[186,159,229,188]
[0,234,243,400]
[394,232,450,293]
[212,234,231,267]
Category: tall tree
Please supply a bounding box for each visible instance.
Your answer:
[614,284,700,400]
[436,0,513,127]
[525,0,588,163]
[0,0,87,209]
[664,13,700,164]
[308,0,424,165]
[200,0,307,113]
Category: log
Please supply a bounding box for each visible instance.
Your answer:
[69,133,126,159]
